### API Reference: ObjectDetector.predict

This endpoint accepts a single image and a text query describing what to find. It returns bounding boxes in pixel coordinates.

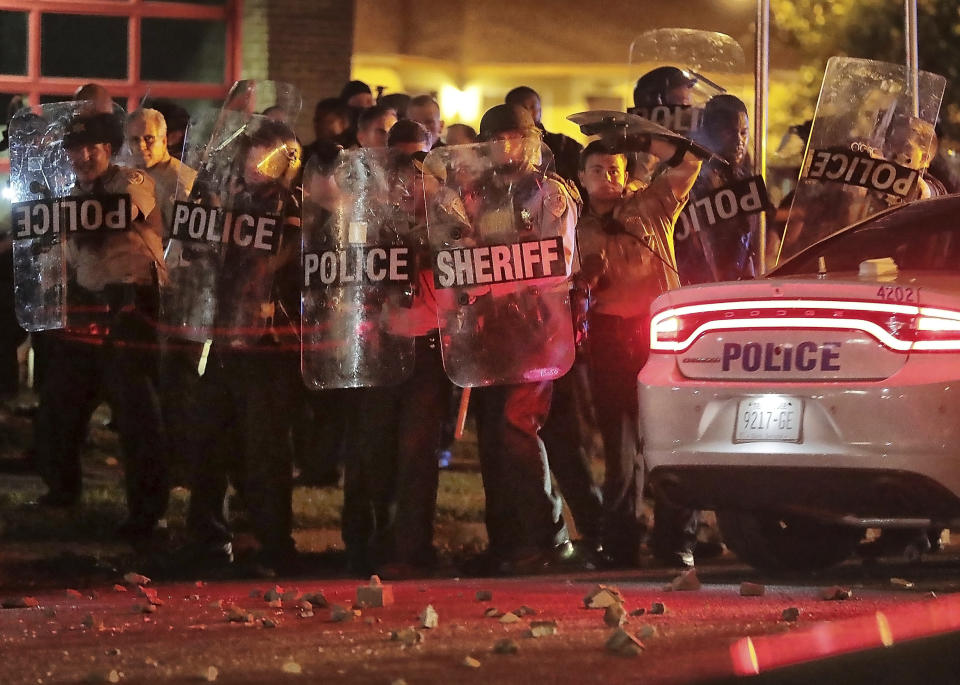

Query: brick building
[241,0,355,140]
[0,0,356,156]
[351,0,801,144]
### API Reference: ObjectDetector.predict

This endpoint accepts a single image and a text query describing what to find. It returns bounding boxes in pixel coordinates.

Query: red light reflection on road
[730,594,960,676]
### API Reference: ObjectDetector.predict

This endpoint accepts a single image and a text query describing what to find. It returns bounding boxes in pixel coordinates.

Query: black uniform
[185,180,303,568]
[542,126,584,184]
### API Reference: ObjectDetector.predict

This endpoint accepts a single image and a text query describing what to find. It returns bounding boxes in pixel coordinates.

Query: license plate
[734,396,803,443]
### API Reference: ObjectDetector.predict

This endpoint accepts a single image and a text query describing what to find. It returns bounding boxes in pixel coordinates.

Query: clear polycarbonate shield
[567,110,720,166]
[160,108,233,341]
[222,79,302,123]
[568,109,723,197]
[301,148,420,389]
[676,172,770,283]
[628,29,757,280]
[161,106,302,344]
[779,57,946,264]
[424,140,576,387]
[628,28,745,135]
[9,103,73,331]
[9,101,137,333]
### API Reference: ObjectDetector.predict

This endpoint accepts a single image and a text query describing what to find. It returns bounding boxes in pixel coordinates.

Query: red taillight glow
[912,307,960,350]
[650,299,960,353]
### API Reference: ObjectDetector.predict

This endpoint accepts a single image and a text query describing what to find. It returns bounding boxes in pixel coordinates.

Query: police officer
[126,108,197,230]
[505,86,583,183]
[294,141,349,491]
[33,111,169,545]
[183,119,304,574]
[126,108,201,489]
[631,66,696,113]
[465,104,578,574]
[346,147,450,577]
[684,94,755,283]
[574,135,701,566]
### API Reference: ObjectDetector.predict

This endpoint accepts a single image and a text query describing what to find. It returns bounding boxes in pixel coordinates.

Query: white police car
[639,194,960,572]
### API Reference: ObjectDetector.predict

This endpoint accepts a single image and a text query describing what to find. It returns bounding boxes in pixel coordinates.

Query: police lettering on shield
[805,149,919,198]
[12,194,131,241]
[303,246,411,287]
[170,200,283,254]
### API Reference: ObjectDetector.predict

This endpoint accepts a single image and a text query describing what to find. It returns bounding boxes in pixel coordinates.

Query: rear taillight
[650,299,960,353]
[910,307,960,350]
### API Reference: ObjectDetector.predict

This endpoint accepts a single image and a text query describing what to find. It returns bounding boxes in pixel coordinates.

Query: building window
[0,0,242,170]
[0,10,28,76]
[42,14,129,79]
[141,18,226,84]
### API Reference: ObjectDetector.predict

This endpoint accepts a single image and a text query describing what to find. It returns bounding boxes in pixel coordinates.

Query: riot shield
[301,147,419,389]
[9,101,153,333]
[567,110,719,164]
[779,57,945,264]
[628,29,760,281]
[161,102,302,345]
[223,79,302,123]
[676,172,770,283]
[424,140,576,387]
[160,107,230,341]
[628,28,745,135]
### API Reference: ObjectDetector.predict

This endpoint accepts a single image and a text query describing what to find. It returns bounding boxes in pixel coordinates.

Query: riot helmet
[632,66,697,110]
[240,119,302,188]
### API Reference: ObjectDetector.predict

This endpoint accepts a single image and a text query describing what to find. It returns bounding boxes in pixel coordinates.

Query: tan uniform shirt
[70,165,166,291]
[147,156,197,233]
[575,172,685,319]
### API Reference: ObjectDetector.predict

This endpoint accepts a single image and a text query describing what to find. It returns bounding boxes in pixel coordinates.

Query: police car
[639,194,960,572]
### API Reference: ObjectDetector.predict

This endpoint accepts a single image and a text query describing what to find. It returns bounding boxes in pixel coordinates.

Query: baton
[454,387,471,441]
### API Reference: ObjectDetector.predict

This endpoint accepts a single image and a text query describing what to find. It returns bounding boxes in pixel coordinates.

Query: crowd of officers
[10,71,769,578]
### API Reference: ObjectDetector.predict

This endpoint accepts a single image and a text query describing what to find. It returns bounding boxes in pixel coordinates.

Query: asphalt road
[3,551,960,684]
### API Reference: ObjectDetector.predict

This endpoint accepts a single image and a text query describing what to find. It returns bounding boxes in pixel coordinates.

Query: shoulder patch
[123,168,145,185]
[544,187,567,219]
[546,171,582,208]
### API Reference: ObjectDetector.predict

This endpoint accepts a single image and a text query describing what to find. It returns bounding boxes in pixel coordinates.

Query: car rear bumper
[638,354,960,520]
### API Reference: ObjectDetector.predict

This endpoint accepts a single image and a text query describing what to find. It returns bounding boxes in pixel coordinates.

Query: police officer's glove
[570,274,591,352]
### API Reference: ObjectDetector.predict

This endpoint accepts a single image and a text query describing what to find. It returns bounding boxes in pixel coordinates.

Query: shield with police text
[629,28,745,136]
[779,58,945,265]
[567,108,724,200]
[567,110,719,166]
[628,28,756,280]
[676,171,769,283]
[161,96,302,345]
[424,140,576,387]
[9,100,154,333]
[301,147,420,389]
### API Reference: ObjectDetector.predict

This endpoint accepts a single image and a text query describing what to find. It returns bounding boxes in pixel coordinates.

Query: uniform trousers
[186,347,300,559]
[345,335,448,570]
[474,381,569,560]
[587,312,697,562]
[34,291,168,531]
[541,358,603,543]
[158,338,205,487]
